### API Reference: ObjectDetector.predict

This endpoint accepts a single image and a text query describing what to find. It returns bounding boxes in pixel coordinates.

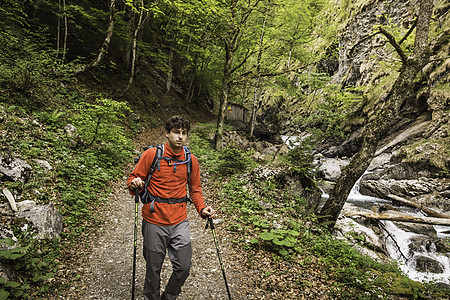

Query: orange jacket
[127,143,206,226]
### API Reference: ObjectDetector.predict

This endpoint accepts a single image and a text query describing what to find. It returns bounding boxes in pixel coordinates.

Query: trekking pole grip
[134,188,139,203]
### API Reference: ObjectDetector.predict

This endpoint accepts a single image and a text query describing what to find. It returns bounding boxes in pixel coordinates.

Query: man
[127,115,215,300]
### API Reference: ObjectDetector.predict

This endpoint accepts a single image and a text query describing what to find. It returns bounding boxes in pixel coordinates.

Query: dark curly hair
[165,115,191,133]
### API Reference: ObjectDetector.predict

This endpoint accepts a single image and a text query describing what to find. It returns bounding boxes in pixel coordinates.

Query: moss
[383,272,426,297]
[402,138,450,170]
[430,58,450,82]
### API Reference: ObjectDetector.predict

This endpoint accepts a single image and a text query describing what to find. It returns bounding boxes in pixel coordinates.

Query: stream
[346,177,450,285]
[281,135,450,285]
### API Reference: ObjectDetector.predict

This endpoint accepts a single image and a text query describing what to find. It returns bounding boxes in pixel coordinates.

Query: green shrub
[212,146,256,176]
[282,135,315,177]
[0,238,59,299]
[0,30,78,108]
[188,123,217,163]
[72,97,132,149]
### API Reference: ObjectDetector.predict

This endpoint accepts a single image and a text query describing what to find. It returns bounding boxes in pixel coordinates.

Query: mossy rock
[402,138,450,171]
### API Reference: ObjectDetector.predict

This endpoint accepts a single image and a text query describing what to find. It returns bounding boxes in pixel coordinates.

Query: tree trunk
[387,194,450,219]
[344,211,450,226]
[75,0,116,75]
[62,0,67,63]
[89,0,116,68]
[166,46,174,93]
[214,0,261,149]
[249,15,267,139]
[214,39,234,150]
[318,0,434,228]
[56,0,61,60]
[249,76,261,139]
[127,0,145,91]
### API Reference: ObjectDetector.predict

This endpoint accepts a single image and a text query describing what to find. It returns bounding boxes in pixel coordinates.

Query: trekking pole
[131,188,139,300]
[206,218,232,300]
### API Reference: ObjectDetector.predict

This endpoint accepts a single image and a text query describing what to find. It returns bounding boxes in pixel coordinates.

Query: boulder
[322,128,362,158]
[0,225,17,247]
[258,200,273,210]
[367,153,392,172]
[35,159,52,172]
[64,123,83,145]
[0,156,32,182]
[16,203,63,239]
[415,256,444,274]
[335,218,389,262]
[393,222,437,237]
[317,158,350,182]
[16,200,37,211]
[360,178,435,199]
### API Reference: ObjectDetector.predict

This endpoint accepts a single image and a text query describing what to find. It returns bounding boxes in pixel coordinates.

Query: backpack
[134,144,192,204]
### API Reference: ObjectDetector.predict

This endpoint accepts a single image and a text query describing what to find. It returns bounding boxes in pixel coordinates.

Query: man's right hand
[129,177,144,190]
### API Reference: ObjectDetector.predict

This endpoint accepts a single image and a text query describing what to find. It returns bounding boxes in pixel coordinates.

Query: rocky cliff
[322,0,449,212]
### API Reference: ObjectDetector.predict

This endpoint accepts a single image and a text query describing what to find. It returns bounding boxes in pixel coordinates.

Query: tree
[213,0,264,150]
[56,0,68,63]
[245,0,329,140]
[75,0,117,74]
[318,0,435,228]
[249,14,267,139]
[127,0,147,90]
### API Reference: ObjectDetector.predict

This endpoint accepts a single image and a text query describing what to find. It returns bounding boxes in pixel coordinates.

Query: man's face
[166,127,188,151]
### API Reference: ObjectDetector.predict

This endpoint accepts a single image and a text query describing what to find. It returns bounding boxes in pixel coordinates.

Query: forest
[0,0,449,299]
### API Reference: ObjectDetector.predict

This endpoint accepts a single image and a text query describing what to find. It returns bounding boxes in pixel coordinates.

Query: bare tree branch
[399,17,418,45]
[378,26,407,64]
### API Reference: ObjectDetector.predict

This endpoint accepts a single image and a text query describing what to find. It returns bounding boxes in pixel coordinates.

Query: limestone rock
[16,203,63,239]
[317,158,350,182]
[0,156,32,182]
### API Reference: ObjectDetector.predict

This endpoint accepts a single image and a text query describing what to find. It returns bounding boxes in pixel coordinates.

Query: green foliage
[1,84,134,297]
[282,135,315,178]
[212,146,256,176]
[0,239,28,260]
[0,238,58,299]
[34,109,67,129]
[259,229,301,258]
[188,123,217,160]
[0,29,79,108]
[195,123,437,298]
[189,123,256,175]
[296,83,365,138]
[73,97,132,149]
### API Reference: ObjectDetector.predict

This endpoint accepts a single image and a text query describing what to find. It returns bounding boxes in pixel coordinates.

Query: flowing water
[347,176,450,285]
[283,136,450,285]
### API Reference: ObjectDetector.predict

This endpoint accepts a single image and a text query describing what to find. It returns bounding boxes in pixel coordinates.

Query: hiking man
[127,115,215,300]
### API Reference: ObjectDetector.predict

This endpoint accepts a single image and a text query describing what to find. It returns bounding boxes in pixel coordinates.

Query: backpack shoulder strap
[152,144,165,172]
[183,146,192,182]
[140,144,164,203]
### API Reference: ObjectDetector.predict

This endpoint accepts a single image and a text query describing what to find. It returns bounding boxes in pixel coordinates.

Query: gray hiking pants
[142,219,192,300]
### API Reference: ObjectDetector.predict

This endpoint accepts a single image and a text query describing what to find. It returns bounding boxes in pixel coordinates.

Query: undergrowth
[0,95,135,298]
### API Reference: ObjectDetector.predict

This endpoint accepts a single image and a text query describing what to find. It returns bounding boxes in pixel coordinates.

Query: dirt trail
[60,126,251,300]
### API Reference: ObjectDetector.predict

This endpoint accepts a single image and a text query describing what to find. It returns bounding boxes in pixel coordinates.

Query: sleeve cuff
[200,207,207,219]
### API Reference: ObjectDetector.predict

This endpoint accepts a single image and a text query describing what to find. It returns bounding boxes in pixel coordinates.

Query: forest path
[60,126,255,300]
